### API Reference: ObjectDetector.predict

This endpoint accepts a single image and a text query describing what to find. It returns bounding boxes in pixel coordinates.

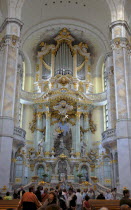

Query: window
[103,157,111,179]
[15,156,23,178]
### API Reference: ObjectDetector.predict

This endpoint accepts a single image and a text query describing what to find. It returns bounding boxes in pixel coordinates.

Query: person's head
[56,186,59,190]
[37,186,41,191]
[99,208,108,210]
[85,195,90,201]
[6,192,10,196]
[123,190,130,198]
[68,188,73,195]
[120,205,130,210]
[48,192,57,203]
[114,188,117,192]
[29,186,34,192]
[77,189,80,193]
[44,188,48,193]
[63,189,66,193]
[58,190,62,196]
[72,194,77,201]
[107,189,111,193]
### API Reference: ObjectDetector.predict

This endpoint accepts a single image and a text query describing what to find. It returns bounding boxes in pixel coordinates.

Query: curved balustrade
[102,128,116,140]
[102,128,116,147]
[13,127,26,145]
[20,90,43,101]
[20,89,107,104]
[14,127,26,138]
[86,91,107,102]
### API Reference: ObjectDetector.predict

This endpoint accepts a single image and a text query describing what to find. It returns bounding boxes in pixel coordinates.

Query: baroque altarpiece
[13,29,115,188]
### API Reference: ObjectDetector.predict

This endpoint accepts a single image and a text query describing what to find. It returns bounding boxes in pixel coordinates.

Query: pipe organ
[35,28,93,93]
[55,42,73,76]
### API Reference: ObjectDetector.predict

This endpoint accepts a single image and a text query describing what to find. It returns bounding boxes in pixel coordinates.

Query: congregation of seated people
[0,187,131,210]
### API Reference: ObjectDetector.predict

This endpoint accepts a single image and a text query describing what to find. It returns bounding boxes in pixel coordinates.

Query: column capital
[0,18,24,33]
[111,37,130,51]
[45,112,51,119]
[0,35,21,50]
[36,112,43,119]
[76,111,81,118]
[84,113,88,118]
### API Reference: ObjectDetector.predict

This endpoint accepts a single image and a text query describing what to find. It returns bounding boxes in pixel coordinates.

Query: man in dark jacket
[120,190,131,207]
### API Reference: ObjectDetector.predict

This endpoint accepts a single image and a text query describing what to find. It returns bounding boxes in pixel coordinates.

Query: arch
[34,162,47,175]
[79,163,90,181]
[21,19,109,52]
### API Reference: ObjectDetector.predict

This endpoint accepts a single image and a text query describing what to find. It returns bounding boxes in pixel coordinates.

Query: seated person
[17,186,41,210]
[3,192,12,200]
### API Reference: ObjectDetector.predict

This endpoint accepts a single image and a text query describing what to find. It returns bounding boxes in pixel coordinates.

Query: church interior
[0,0,131,194]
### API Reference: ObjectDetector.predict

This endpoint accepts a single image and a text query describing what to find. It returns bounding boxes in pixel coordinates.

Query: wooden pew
[89,199,120,210]
[0,199,19,209]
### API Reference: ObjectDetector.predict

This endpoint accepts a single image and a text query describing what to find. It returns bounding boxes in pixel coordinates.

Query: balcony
[102,128,116,147]
[13,127,26,147]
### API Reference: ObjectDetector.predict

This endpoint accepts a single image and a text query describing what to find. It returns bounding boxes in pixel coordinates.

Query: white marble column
[0,18,23,189]
[110,20,131,190]
[104,53,116,129]
[73,51,77,78]
[75,112,81,157]
[51,51,55,77]
[45,112,51,156]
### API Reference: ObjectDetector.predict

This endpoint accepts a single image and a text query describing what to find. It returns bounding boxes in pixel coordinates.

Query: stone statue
[81,141,87,157]
[38,138,44,154]
[59,138,69,156]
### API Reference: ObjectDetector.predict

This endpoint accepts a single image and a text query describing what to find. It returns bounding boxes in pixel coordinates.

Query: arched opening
[37,165,45,180]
